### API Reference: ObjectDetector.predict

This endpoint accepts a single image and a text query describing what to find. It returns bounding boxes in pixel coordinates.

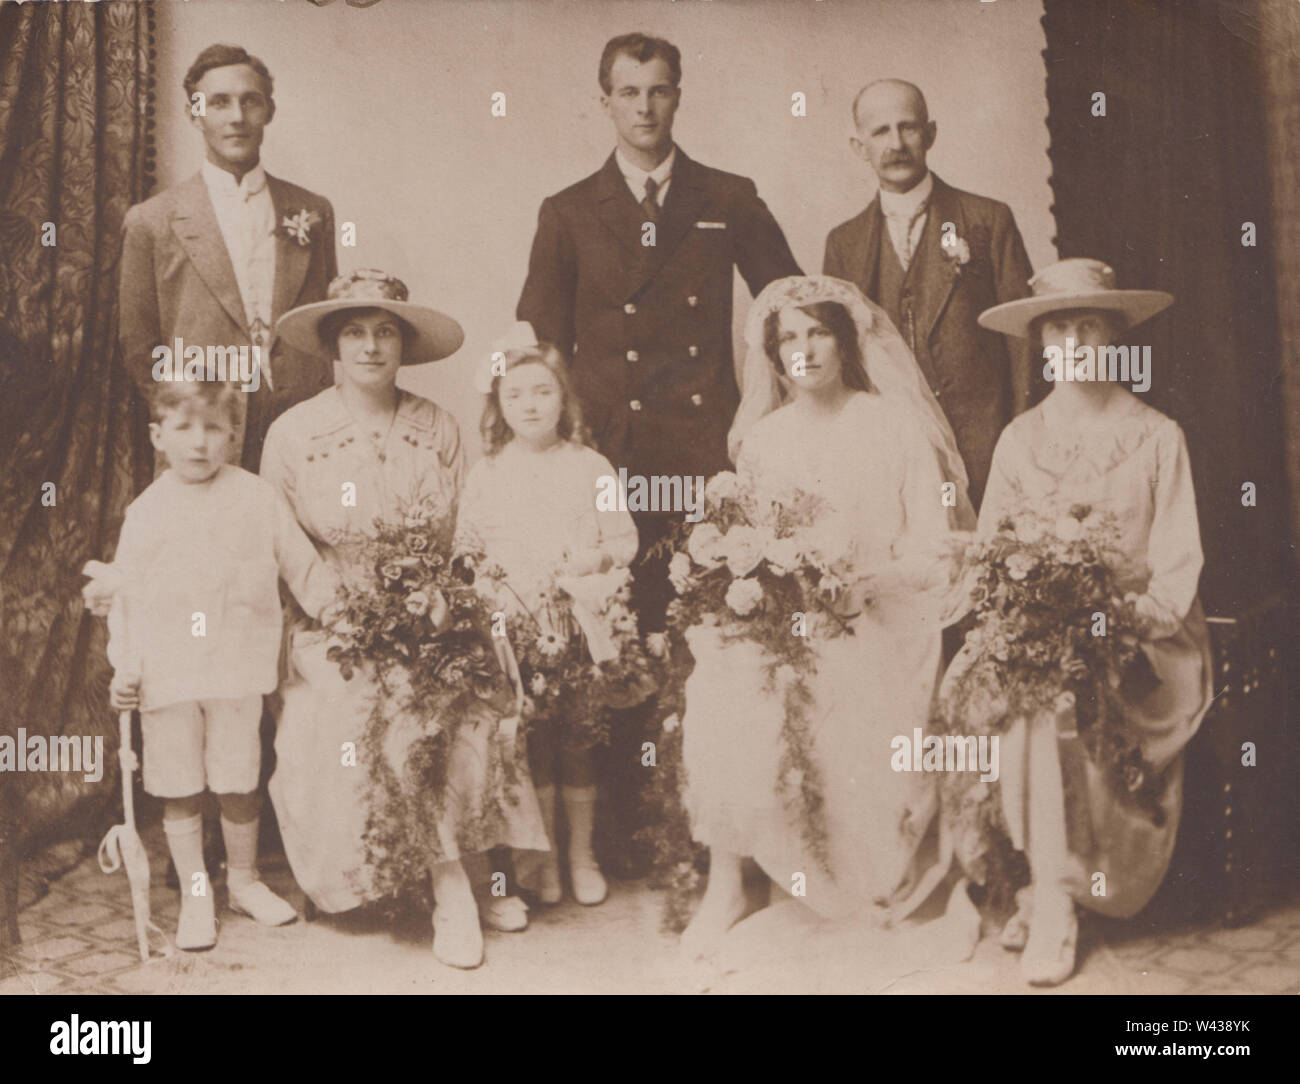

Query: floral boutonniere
[276,208,322,247]
[940,231,972,275]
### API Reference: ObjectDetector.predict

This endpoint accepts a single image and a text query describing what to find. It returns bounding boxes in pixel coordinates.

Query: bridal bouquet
[935,502,1165,901]
[645,471,854,927]
[323,499,525,898]
[469,560,660,751]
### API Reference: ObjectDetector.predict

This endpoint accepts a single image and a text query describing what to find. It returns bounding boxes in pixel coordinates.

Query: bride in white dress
[679,276,979,979]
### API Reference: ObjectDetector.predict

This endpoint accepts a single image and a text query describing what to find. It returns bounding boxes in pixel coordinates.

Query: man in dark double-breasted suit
[824,79,1035,508]
[518,32,801,879]
[119,44,337,473]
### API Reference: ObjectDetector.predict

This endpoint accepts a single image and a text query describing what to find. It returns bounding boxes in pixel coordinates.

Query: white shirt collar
[878,170,932,218]
[202,159,268,201]
[615,144,676,195]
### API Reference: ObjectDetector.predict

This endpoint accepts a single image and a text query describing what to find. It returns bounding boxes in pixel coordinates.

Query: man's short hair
[183,43,274,103]
[851,78,929,129]
[598,33,681,95]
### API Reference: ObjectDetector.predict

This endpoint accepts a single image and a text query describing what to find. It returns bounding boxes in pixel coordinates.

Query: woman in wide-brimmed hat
[261,270,547,969]
[940,258,1212,986]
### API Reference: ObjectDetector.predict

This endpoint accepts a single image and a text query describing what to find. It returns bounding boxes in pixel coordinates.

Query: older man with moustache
[824,79,1034,507]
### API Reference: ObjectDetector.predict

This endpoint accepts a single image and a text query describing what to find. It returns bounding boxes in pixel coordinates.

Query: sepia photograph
[0,0,1297,1030]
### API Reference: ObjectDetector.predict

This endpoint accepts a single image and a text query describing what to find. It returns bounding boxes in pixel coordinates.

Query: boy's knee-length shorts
[140,695,264,797]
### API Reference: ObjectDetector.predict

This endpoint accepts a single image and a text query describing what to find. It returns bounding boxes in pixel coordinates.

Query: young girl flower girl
[455,326,639,907]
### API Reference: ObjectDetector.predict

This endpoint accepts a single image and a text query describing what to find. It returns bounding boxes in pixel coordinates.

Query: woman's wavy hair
[762,300,873,392]
[479,343,590,456]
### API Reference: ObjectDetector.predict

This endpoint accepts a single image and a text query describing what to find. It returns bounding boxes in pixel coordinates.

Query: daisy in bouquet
[323,499,526,898]
[934,501,1166,905]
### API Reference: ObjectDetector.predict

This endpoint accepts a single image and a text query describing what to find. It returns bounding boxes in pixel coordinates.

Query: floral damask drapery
[0,0,156,949]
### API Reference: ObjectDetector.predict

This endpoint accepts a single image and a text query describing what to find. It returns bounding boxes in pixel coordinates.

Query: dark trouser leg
[596,512,676,879]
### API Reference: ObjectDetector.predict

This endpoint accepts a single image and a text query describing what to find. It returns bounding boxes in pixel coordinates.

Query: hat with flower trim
[274,269,464,364]
[977,258,1173,338]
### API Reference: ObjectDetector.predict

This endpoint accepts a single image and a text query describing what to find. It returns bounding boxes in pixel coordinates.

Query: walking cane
[87,570,164,962]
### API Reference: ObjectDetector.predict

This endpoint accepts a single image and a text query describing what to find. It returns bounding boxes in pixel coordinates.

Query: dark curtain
[1041,0,1291,614]
[1042,0,1298,913]
[0,1,155,949]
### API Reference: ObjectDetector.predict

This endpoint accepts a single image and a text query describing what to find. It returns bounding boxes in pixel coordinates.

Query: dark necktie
[641,176,660,223]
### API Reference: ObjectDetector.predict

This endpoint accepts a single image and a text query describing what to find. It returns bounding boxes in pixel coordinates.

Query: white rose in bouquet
[668,551,693,593]
[1014,515,1046,545]
[686,522,727,567]
[722,525,765,578]
[725,576,764,617]
[1053,515,1083,543]
[763,535,802,576]
[705,470,741,504]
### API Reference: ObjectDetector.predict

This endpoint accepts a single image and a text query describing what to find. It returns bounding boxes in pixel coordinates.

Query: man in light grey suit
[119,43,337,473]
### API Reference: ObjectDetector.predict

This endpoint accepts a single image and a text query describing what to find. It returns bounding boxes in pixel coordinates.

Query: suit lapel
[644,151,709,286]
[857,196,883,297]
[169,174,247,335]
[596,153,648,265]
[916,175,966,345]
[268,175,312,322]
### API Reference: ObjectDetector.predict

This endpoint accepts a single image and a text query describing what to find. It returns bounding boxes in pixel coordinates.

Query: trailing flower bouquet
[469,560,660,751]
[644,470,857,928]
[934,502,1166,903]
[323,499,525,899]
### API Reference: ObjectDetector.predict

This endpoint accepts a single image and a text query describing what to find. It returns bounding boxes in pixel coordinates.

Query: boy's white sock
[221,814,298,926]
[561,784,607,905]
[163,813,208,893]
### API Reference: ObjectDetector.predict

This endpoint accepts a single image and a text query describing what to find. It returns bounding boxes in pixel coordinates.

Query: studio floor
[3,828,1298,996]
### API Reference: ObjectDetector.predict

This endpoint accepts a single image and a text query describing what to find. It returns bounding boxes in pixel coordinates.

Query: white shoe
[228,880,299,927]
[1000,888,1032,952]
[478,894,529,932]
[432,905,484,969]
[569,860,608,907]
[1021,898,1078,986]
[176,890,217,951]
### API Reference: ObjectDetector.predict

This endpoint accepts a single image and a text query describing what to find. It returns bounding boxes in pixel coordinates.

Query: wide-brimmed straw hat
[977,258,1173,338]
[274,269,464,364]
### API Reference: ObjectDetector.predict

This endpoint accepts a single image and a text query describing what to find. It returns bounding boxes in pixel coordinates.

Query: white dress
[682,391,959,921]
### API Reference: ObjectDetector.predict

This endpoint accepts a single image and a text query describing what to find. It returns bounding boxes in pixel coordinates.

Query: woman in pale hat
[261,270,547,969]
[940,258,1213,985]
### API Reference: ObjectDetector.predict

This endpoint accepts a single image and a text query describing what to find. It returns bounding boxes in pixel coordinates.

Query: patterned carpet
[3,829,1297,994]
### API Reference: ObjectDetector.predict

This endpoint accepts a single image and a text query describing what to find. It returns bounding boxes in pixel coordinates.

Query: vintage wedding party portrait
[0,0,1297,1004]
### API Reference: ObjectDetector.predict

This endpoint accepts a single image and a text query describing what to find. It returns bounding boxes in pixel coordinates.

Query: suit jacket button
[626,350,639,362]
[691,393,703,406]
[688,345,699,358]
[687,296,698,307]
[624,303,637,315]
[629,399,643,412]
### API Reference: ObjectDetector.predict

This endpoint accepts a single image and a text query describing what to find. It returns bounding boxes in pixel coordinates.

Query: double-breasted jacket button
[306,454,315,462]
[624,303,637,315]
[687,296,699,307]
[626,350,639,362]
[688,345,699,358]
[629,399,643,412]
[690,393,704,406]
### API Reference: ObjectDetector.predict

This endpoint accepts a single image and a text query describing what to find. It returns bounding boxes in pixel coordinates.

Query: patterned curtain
[0,1,155,949]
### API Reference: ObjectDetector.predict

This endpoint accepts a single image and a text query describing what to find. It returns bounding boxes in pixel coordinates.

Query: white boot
[560,785,607,906]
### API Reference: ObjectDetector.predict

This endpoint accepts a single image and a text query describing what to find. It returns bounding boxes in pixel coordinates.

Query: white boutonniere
[941,232,972,274]
[276,208,322,247]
